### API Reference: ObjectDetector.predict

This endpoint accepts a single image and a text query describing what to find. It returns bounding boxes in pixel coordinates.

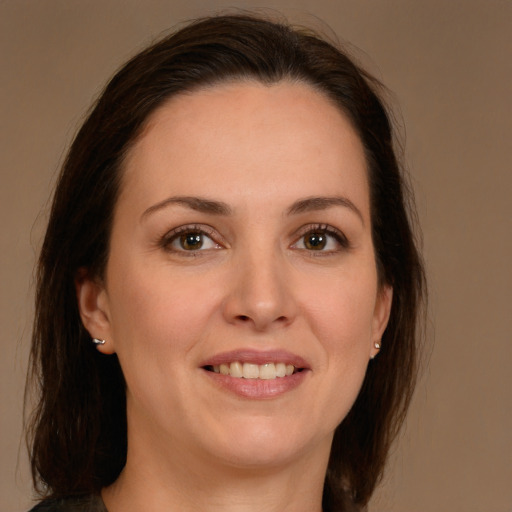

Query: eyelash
[159,223,349,255]
[292,224,350,254]
[160,224,221,255]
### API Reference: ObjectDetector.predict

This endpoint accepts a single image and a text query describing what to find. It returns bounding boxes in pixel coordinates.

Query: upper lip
[200,349,310,369]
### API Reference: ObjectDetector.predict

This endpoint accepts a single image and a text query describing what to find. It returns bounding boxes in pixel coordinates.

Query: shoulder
[28,495,107,512]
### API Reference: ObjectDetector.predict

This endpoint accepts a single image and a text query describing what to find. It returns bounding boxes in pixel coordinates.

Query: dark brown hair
[27,14,425,511]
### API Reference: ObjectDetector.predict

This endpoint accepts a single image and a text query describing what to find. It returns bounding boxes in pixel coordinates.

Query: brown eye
[304,232,327,250]
[291,225,348,253]
[164,227,220,253]
[180,232,203,250]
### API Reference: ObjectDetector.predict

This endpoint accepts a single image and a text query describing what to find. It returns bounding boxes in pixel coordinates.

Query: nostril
[235,314,289,325]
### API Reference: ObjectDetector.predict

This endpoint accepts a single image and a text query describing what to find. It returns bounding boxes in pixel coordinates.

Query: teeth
[242,362,260,379]
[258,363,276,380]
[230,361,243,378]
[211,362,297,379]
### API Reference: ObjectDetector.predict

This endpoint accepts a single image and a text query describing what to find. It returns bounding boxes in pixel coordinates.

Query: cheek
[108,253,214,333]
[104,264,223,418]
[105,256,222,381]
[302,267,378,350]
[299,266,377,421]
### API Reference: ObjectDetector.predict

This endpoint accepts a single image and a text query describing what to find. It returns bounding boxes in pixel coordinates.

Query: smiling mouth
[203,362,304,380]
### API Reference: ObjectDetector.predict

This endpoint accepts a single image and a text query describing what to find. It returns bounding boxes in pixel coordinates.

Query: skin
[78,80,392,512]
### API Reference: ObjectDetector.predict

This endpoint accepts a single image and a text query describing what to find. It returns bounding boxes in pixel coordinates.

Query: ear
[370,284,393,359]
[75,268,116,354]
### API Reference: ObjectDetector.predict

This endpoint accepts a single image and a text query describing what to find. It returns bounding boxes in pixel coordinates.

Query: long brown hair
[27,14,425,511]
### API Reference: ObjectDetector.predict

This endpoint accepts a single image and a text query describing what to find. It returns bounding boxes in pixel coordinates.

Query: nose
[222,247,297,332]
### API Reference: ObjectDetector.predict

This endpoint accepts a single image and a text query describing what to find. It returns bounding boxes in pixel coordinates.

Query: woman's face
[79,81,391,472]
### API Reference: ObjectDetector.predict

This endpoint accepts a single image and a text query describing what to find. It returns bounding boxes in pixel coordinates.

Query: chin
[204,416,330,470]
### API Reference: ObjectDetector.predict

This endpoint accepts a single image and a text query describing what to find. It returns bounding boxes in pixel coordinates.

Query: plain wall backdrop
[1,1,510,511]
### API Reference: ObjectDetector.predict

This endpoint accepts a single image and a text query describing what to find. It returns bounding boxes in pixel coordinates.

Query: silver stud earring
[92,338,106,345]
[370,341,381,360]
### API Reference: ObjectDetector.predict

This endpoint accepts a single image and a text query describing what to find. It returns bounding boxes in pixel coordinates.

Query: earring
[92,338,106,345]
[370,341,381,360]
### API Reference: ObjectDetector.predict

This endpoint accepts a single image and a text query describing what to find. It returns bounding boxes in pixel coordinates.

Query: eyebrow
[141,194,363,224]
[141,196,232,220]
[287,196,364,224]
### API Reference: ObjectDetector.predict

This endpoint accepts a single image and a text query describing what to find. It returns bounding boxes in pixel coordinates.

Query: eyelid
[160,224,224,253]
[291,223,350,251]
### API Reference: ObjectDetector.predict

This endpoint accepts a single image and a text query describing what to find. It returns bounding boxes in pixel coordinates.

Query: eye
[302,232,329,250]
[291,225,348,252]
[162,226,221,253]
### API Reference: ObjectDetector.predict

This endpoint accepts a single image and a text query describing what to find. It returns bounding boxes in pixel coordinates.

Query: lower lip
[203,369,309,399]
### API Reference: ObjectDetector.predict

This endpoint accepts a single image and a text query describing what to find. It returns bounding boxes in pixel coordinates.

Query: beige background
[1,1,510,511]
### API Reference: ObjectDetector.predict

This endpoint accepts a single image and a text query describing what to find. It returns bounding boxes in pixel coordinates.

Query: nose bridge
[223,233,296,330]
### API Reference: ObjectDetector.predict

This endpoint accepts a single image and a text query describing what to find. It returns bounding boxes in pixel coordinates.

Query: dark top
[28,495,107,512]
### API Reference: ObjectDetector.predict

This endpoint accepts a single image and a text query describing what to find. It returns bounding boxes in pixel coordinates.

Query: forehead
[119,80,369,216]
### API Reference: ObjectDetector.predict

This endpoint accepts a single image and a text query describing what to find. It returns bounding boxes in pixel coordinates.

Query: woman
[26,13,425,512]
